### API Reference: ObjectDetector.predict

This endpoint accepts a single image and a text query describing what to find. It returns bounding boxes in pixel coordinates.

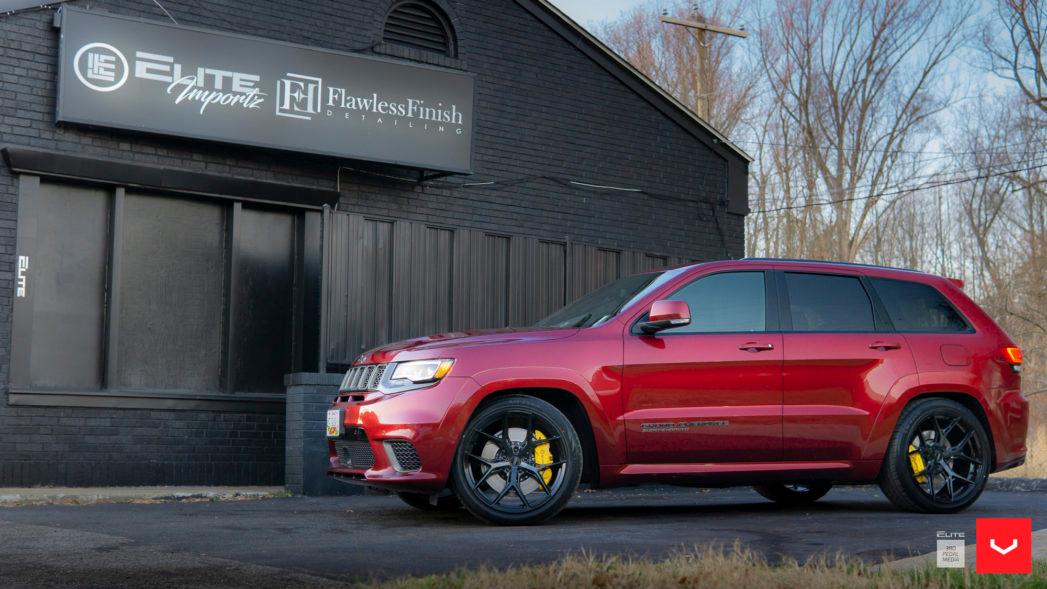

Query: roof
[518,0,752,163]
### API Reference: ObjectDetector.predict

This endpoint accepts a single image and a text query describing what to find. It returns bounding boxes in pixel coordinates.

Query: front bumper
[326,376,473,493]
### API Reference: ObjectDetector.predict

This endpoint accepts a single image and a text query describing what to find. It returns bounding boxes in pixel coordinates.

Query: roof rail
[741,257,925,274]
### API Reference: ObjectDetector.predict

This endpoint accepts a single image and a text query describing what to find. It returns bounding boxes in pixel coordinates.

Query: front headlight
[388,359,455,385]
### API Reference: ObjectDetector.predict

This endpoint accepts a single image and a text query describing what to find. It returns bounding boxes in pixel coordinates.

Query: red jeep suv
[327,259,1028,524]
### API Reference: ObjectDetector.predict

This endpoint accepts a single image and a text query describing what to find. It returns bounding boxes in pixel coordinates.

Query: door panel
[779,271,917,461]
[782,334,916,460]
[624,333,784,463]
[622,270,783,464]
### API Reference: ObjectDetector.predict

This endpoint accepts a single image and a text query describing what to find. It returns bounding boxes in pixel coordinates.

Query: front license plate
[326,409,343,438]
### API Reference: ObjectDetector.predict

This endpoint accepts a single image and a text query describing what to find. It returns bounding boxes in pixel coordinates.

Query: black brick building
[0,0,749,487]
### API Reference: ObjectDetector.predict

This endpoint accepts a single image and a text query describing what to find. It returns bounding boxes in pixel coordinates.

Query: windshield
[533,266,690,328]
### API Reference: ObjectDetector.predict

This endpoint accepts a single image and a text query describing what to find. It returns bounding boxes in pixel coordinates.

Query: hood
[353,327,579,365]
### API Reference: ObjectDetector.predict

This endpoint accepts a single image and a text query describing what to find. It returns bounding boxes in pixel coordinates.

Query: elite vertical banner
[56,7,475,173]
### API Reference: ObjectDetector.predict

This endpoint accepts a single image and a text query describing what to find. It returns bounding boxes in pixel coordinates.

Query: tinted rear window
[784,273,875,332]
[870,278,969,332]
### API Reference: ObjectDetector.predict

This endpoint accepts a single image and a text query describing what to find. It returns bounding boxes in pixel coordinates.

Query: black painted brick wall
[285,373,358,496]
[0,0,745,486]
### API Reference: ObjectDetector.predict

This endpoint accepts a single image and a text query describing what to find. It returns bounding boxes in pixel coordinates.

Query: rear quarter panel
[859,271,1027,468]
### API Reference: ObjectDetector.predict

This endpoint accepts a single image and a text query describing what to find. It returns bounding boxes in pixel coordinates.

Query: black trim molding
[2,147,338,208]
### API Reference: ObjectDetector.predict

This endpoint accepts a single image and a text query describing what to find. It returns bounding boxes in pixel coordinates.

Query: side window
[784,272,874,332]
[665,272,766,333]
[870,278,970,332]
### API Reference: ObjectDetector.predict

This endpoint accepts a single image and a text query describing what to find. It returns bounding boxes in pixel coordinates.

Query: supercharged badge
[640,420,729,432]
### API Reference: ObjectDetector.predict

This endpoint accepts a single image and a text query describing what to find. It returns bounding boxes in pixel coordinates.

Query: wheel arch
[867,388,997,470]
[471,387,602,486]
[904,391,996,470]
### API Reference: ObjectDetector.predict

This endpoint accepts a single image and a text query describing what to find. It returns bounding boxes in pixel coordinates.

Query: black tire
[451,395,582,525]
[878,398,990,514]
[397,492,462,512]
[753,482,832,505]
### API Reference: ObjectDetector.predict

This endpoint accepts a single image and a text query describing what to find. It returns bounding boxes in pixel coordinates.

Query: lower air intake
[386,440,422,472]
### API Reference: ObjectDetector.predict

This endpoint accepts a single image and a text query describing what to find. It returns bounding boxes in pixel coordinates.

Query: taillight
[1002,346,1023,373]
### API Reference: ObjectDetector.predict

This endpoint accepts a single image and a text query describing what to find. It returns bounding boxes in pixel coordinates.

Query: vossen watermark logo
[73,42,128,92]
[936,531,966,568]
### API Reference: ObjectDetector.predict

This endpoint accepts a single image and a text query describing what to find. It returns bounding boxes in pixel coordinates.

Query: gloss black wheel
[451,395,582,525]
[397,492,461,512]
[879,398,990,513]
[753,482,832,505]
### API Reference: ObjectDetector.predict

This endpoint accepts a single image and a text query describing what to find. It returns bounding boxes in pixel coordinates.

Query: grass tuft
[363,546,1046,589]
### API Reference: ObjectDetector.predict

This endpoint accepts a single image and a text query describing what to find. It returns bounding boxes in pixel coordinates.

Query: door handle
[739,342,774,352]
[869,341,901,351]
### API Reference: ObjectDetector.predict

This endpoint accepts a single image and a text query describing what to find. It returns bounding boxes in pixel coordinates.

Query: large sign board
[56,7,475,173]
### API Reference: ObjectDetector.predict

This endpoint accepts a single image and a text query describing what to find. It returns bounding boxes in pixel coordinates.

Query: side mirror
[639,300,691,334]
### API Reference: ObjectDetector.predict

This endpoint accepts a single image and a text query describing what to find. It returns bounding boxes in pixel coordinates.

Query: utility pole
[659,14,747,121]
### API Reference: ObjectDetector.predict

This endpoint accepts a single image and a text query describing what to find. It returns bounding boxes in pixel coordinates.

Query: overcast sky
[549,0,647,28]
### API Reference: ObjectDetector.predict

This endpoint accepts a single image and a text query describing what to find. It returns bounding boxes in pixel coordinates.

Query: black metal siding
[323,210,693,365]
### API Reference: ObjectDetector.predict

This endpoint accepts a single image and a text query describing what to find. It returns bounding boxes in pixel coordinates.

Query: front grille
[341,364,388,392]
[386,440,422,472]
[333,428,375,469]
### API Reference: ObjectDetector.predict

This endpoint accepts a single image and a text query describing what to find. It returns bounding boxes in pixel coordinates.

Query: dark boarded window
[234,207,297,393]
[119,194,227,391]
[784,272,875,332]
[383,1,456,56]
[12,181,313,397]
[667,272,766,333]
[871,277,970,332]
[24,184,109,390]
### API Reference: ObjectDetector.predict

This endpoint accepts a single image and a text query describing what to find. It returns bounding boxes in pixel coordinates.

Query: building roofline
[520,0,752,163]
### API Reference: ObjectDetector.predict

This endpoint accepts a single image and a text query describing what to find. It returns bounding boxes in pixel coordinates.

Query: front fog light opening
[384,440,422,472]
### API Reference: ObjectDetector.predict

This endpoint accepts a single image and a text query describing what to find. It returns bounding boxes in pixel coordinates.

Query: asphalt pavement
[0,485,1044,587]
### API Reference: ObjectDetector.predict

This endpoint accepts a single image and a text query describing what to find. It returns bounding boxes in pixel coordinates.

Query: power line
[750,161,1047,214]
[754,152,1047,199]
[444,153,1047,207]
[732,139,1044,156]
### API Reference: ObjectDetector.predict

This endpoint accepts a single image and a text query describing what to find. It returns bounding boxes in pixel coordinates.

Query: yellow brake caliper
[908,443,927,483]
[534,430,553,484]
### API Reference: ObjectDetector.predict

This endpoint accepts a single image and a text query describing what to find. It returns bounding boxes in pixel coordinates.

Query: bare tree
[596,0,757,137]
[758,0,971,261]
[985,0,1047,115]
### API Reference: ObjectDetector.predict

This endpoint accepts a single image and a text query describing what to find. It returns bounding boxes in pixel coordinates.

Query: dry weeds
[368,546,1046,589]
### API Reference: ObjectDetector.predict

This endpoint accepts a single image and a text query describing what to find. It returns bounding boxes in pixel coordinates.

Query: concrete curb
[986,477,1047,493]
[0,486,287,506]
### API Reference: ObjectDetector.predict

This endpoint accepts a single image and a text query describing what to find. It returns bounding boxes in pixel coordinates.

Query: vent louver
[383,1,455,56]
